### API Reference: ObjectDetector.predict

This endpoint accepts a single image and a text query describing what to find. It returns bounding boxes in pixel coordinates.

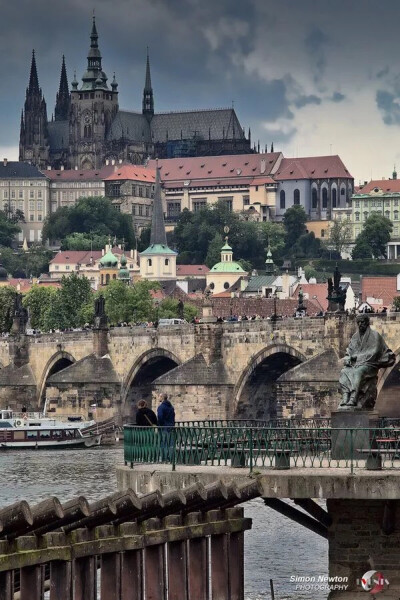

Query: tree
[42,196,135,249]
[58,273,92,328]
[259,221,286,256]
[392,296,400,311]
[359,213,393,258]
[283,205,308,249]
[205,233,224,268]
[0,212,21,247]
[157,298,198,321]
[352,236,373,259]
[0,286,17,332]
[130,280,158,322]
[23,285,57,330]
[102,280,133,325]
[61,233,109,251]
[0,245,52,278]
[325,219,353,257]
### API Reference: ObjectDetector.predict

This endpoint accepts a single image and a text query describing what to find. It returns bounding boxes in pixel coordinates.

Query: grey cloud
[376,66,389,79]
[304,27,329,83]
[293,94,321,108]
[376,90,400,125]
[331,92,345,103]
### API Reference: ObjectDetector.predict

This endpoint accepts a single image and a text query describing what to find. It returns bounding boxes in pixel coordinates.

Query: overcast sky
[2,0,400,182]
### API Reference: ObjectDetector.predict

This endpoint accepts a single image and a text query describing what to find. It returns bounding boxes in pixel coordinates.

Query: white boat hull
[0,435,102,450]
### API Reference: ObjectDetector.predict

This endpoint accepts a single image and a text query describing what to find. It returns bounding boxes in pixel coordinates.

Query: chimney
[397,273,400,292]
[111,159,115,166]
[75,165,78,170]
[3,158,7,167]
[119,159,122,164]
[60,165,64,171]
[260,158,266,174]
[106,159,109,166]
[114,165,118,173]
[47,166,51,170]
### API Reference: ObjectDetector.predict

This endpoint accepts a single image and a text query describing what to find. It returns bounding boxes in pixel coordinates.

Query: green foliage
[259,222,286,256]
[309,259,400,277]
[325,219,352,256]
[157,298,198,321]
[61,233,109,251]
[352,236,373,260]
[102,279,133,324]
[293,231,323,258]
[283,205,308,249]
[0,245,53,278]
[392,297,400,311]
[237,259,252,272]
[0,211,22,247]
[0,286,17,332]
[205,233,224,268]
[42,196,135,249]
[356,213,393,259]
[304,266,318,280]
[23,286,57,330]
[130,280,159,322]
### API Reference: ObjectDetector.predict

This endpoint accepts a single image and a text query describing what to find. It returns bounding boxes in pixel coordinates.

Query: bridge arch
[233,344,306,420]
[37,351,76,406]
[122,348,181,419]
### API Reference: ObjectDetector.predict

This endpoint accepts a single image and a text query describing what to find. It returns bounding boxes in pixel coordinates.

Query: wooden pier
[0,480,259,600]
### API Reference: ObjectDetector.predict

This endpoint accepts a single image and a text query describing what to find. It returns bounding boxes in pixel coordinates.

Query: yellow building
[206,238,246,295]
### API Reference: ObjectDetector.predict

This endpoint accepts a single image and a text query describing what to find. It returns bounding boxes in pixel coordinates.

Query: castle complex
[19,18,251,171]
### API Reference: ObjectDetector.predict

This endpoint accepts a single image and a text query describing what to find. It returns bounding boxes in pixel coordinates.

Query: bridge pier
[117,465,400,597]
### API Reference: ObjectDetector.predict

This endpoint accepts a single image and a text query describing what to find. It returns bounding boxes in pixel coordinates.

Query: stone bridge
[1,314,400,421]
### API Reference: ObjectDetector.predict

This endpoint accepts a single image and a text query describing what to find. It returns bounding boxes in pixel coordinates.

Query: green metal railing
[124,424,400,472]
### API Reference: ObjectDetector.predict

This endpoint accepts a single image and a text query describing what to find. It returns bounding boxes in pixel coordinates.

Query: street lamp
[312,294,325,313]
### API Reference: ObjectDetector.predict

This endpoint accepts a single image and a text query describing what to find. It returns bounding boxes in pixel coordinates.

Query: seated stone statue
[339,314,395,410]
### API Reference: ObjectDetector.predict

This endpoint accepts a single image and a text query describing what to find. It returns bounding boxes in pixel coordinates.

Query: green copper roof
[99,249,118,267]
[118,268,130,280]
[210,261,245,273]
[221,242,232,251]
[120,253,127,267]
[140,244,177,256]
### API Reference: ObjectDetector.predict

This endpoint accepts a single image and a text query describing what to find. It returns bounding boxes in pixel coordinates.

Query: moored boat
[0,410,102,449]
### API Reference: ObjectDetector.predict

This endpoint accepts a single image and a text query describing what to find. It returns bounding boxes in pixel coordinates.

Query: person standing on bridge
[157,393,175,461]
[135,400,158,426]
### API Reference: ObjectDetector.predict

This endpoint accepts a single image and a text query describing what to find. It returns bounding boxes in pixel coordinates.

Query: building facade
[0,160,49,245]
[19,19,251,171]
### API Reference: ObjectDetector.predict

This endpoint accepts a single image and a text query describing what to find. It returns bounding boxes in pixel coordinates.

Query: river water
[0,447,328,600]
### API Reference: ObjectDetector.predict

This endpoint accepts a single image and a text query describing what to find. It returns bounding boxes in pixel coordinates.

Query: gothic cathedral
[19,18,252,170]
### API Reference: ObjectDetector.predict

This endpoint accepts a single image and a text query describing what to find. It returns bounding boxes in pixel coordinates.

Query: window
[3,190,7,199]
[293,189,300,205]
[341,187,345,196]
[219,196,233,211]
[167,202,181,217]
[37,201,42,211]
[138,187,143,197]
[280,190,286,210]
[395,211,399,221]
[322,188,328,209]
[332,188,337,208]
[145,206,150,217]
[395,199,399,207]
[66,265,70,270]
[18,190,23,199]
[148,259,152,267]
[109,184,120,197]
[209,282,215,290]
[38,190,42,199]
[165,259,169,266]
[243,195,250,205]
[355,212,360,221]
[193,200,207,212]
[312,188,318,209]
[29,214,34,221]
[38,214,42,221]
[364,211,368,220]
[385,210,390,218]
[29,201,34,211]
[11,190,15,199]
[355,200,360,208]
[30,191,34,199]
[18,201,23,210]
[224,282,230,289]
[321,229,325,237]
[132,205,136,216]
[138,205,143,216]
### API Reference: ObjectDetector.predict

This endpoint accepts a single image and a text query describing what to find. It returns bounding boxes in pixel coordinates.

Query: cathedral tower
[142,48,154,122]
[55,55,70,121]
[69,17,118,169]
[19,51,49,168]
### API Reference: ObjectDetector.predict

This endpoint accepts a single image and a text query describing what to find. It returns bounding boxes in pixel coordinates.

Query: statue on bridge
[94,294,107,329]
[338,314,395,410]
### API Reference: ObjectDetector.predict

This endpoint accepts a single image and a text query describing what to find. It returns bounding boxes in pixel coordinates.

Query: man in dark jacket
[157,394,175,461]
[157,393,175,428]
[136,400,157,426]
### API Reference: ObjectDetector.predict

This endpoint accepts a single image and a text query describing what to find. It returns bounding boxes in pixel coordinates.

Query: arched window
[364,212,368,220]
[340,187,346,196]
[293,189,300,205]
[280,190,286,209]
[105,274,110,284]
[224,282,230,289]
[322,188,328,209]
[209,282,215,290]
[148,259,152,267]
[312,188,318,209]
[385,210,390,218]
[332,188,337,208]
[165,259,169,266]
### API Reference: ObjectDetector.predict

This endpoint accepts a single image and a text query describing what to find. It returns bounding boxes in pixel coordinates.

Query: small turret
[393,165,397,180]
[55,55,70,121]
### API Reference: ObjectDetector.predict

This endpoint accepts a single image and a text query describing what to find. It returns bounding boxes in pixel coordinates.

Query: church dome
[99,249,118,268]
[210,261,245,273]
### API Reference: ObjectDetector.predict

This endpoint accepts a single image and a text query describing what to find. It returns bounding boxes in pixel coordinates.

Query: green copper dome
[120,253,127,267]
[210,261,245,273]
[99,249,118,268]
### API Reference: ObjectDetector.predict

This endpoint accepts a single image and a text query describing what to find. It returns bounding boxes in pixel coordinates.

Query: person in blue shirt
[157,393,175,461]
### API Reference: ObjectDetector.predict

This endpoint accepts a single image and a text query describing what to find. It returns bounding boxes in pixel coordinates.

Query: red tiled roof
[148,153,282,183]
[43,165,115,181]
[274,155,353,180]
[104,165,156,182]
[291,283,329,311]
[356,180,400,194]
[176,264,210,276]
[50,247,125,266]
[361,277,399,307]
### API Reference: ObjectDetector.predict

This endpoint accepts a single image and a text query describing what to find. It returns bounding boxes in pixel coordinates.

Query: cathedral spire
[81,16,108,90]
[142,47,154,121]
[150,167,167,246]
[55,55,70,121]
[28,50,40,95]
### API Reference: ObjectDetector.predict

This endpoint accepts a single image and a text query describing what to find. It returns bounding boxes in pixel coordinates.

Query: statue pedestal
[331,410,380,460]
